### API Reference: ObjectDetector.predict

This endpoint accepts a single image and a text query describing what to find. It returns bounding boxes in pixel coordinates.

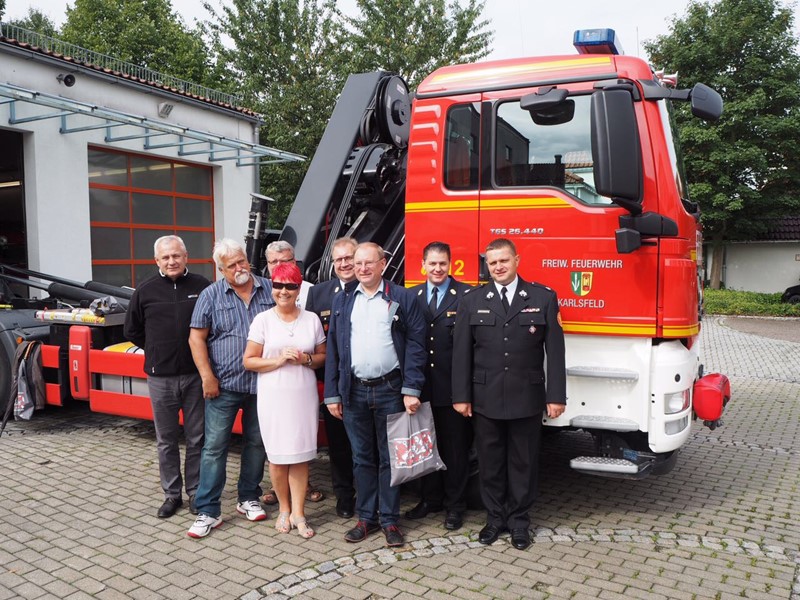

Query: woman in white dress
[243,263,326,538]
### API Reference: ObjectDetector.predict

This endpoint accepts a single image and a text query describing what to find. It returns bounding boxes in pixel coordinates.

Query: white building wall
[1,49,260,282]
[710,241,800,293]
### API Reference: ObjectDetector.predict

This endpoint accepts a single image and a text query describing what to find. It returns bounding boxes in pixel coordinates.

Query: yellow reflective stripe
[405,197,571,213]
[429,57,614,86]
[562,321,657,335]
[662,324,700,336]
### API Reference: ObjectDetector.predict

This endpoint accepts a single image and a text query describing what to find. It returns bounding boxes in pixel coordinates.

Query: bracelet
[305,352,313,366]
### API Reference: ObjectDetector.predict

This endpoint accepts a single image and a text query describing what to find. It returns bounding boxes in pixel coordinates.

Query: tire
[787,294,800,305]
[0,349,11,418]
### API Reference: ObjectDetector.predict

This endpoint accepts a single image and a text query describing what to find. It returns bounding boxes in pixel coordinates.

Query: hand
[453,402,472,417]
[201,376,220,399]
[327,403,343,420]
[281,347,301,365]
[546,403,566,419]
[403,395,421,414]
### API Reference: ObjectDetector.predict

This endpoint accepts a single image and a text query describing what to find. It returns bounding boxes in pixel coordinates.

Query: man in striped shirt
[186,239,274,539]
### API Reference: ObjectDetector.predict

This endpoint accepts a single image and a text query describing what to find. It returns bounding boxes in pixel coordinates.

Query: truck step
[569,415,640,431]
[570,456,639,474]
[567,365,639,380]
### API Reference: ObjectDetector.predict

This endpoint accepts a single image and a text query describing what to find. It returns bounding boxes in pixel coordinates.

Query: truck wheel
[0,351,10,416]
[787,294,800,304]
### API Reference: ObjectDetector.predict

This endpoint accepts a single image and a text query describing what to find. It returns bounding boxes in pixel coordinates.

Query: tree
[645,0,800,289]
[60,0,217,86]
[5,8,60,37]
[206,0,345,226]
[340,0,492,87]
[0,0,6,21]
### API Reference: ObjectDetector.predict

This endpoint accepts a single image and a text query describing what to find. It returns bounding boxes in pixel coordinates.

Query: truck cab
[403,30,725,477]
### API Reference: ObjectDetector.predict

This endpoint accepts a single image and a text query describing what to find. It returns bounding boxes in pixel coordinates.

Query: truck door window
[657,99,689,201]
[444,103,480,190]
[494,96,611,205]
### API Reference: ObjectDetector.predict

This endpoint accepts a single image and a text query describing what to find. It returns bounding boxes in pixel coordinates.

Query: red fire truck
[2,29,730,477]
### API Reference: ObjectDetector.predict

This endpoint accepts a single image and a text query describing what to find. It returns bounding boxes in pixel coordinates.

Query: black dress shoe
[157,497,183,518]
[383,524,405,547]
[478,523,502,545]
[444,511,463,531]
[344,520,380,543]
[335,498,355,519]
[188,495,198,515]
[510,527,531,550]
[405,500,443,520]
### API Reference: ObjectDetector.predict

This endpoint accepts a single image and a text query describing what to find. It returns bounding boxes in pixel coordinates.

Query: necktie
[429,287,438,313]
[501,286,510,312]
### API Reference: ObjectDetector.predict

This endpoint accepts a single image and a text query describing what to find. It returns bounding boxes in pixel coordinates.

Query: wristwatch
[305,352,313,366]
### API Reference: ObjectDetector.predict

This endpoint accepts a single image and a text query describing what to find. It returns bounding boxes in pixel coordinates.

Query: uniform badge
[446,311,457,317]
[529,326,537,334]
[519,290,528,298]
[486,291,494,299]
[557,311,563,327]
[477,309,491,314]
[417,289,424,296]
[321,310,331,317]
[449,288,457,295]
[521,307,540,313]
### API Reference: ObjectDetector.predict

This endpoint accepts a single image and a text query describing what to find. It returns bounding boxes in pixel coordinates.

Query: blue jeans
[194,389,265,518]
[343,376,405,527]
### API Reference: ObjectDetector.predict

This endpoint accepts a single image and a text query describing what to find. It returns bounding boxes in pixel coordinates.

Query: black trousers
[322,405,355,502]
[418,404,474,512]
[473,412,541,529]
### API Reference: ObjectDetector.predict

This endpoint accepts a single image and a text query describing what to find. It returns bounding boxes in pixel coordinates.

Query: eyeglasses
[354,259,383,269]
[272,282,300,291]
[332,255,354,265]
[267,258,295,266]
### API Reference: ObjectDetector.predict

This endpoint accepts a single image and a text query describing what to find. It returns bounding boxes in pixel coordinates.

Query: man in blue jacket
[324,242,426,547]
[124,235,210,518]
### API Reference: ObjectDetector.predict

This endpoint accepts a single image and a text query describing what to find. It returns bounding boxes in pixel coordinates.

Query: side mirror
[591,88,643,214]
[690,83,723,122]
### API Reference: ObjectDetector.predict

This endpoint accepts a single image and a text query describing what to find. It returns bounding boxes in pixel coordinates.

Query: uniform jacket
[324,279,426,405]
[124,271,210,376]
[452,277,566,420]
[410,278,471,407]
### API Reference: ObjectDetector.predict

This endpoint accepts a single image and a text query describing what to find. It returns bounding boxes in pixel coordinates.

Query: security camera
[57,73,76,87]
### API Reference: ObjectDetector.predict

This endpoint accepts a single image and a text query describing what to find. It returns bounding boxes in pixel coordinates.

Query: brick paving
[0,316,798,599]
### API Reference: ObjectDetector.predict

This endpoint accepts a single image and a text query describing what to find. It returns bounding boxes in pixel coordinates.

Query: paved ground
[1,316,799,600]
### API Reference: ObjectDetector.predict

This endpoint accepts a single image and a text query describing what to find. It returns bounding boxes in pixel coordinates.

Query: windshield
[494,95,611,206]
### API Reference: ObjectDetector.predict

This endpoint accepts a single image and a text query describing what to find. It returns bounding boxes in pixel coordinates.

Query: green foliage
[340,0,492,87]
[206,0,345,227]
[703,288,800,316]
[4,8,59,36]
[60,0,217,86]
[0,0,7,21]
[645,0,800,243]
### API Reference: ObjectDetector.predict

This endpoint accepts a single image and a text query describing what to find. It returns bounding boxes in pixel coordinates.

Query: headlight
[665,389,690,415]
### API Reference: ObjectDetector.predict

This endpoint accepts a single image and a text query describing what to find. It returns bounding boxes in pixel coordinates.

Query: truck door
[477,87,658,337]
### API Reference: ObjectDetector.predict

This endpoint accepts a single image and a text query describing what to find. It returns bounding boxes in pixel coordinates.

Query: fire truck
[2,29,730,477]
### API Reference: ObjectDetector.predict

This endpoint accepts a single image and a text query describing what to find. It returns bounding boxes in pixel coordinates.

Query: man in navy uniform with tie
[405,241,472,530]
[452,238,566,550]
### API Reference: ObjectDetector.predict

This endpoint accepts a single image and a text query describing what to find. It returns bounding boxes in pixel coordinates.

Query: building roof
[0,23,258,119]
[754,216,800,242]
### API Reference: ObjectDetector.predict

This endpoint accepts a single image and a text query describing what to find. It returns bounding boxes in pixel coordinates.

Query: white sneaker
[237,500,267,521]
[187,514,223,538]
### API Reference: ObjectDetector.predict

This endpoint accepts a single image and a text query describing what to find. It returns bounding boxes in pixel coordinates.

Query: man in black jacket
[305,236,358,519]
[124,235,210,518]
[405,241,472,530]
[452,238,566,550]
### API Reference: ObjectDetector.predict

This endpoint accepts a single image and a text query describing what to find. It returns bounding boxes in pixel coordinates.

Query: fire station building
[0,24,301,288]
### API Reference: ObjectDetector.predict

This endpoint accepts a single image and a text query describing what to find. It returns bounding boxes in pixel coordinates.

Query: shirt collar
[494,276,519,299]
[427,278,450,299]
[355,279,385,299]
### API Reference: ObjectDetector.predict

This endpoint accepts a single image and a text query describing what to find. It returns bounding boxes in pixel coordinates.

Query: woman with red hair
[244,263,326,538]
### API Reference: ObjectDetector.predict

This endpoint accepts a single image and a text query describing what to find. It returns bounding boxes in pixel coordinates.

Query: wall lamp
[57,73,76,87]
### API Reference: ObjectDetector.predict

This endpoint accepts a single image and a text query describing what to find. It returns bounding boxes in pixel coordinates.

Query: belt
[353,369,401,387]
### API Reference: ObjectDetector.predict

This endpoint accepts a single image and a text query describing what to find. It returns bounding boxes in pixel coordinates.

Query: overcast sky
[5,0,800,63]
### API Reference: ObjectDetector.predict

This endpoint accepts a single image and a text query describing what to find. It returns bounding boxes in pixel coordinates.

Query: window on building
[88,147,215,287]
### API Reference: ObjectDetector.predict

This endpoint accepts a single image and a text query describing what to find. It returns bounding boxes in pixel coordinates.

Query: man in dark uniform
[452,238,566,550]
[405,241,472,530]
[305,236,358,519]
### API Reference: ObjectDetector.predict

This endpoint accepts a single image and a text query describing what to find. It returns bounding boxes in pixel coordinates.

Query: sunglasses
[272,282,300,291]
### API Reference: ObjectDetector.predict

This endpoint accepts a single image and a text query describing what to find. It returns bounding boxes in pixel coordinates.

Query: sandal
[261,489,278,506]
[289,515,315,539]
[306,488,324,502]
[275,512,291,533]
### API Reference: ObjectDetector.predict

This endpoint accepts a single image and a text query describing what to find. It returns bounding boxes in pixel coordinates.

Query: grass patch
[704,289,800,317]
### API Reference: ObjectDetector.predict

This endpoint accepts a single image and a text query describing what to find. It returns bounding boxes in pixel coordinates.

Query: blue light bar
[573,29,624,55]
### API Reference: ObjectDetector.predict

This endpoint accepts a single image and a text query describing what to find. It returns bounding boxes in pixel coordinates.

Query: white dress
[247,309,325,464]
